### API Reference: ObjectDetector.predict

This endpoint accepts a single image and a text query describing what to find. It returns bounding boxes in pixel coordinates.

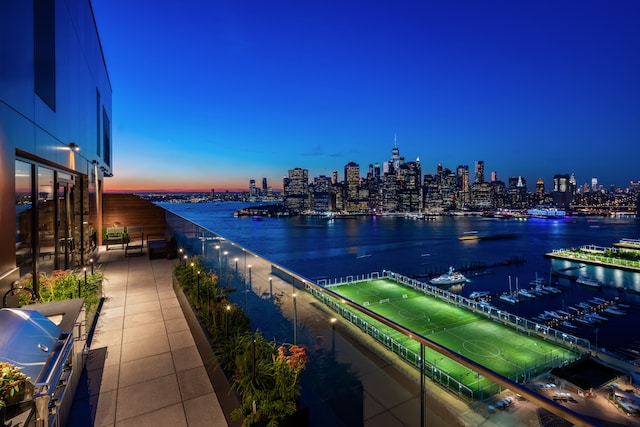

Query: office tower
[456,165,470,207]
[474,161,485,184]
[535,179,544,194]
[283,168,309,212]
[391,134,401,172]
[591,177,598,192]
[344,161,360,212]
[312,175,332,212]
[553,174,572,208]
[249,180,257,198]
[508,176,527,207]
[331,171,339,185]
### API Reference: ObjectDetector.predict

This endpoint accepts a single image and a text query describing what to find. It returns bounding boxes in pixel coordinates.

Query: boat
[590,313,608,322]
[477,300,497,310]
[542,285,562,294]
[517,288,536,299]
[577,302,591,310]
[574,316,595,326]
[560,321,577,330]
[499,294,519,304]
[430,266,468,285]
[530,276,547,286]
[604,306,627,316]
[556,310,571,318]
[499,276,520,304]
[458,234,480,241]
[576,276,603,288]
[567,306,580,313]
[469,291,490,299]
[533,285,549,295]
[544,310,562,320]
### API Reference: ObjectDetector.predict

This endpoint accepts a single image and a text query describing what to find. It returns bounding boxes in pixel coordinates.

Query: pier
[545,244,640,274]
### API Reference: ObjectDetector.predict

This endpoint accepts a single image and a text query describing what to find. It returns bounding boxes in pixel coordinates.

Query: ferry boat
[576,276,603,288]
[469,291,490,299]
[430,266,468,285]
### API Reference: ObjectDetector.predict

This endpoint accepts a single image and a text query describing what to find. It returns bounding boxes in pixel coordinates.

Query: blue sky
[92,0,640,192]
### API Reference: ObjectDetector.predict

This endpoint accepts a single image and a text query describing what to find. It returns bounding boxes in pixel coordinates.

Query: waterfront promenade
[69,248,227,426]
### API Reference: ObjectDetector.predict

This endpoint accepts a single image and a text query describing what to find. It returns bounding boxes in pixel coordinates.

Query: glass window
[37,167,56,272]
[103,107,111,166]
[33,0,56,110]
[15,160,33,275]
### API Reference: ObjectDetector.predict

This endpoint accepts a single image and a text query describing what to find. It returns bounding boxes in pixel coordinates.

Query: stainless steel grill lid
[0,308,62,381]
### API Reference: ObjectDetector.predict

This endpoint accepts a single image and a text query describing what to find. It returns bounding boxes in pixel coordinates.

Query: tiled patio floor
[69,247,228,426]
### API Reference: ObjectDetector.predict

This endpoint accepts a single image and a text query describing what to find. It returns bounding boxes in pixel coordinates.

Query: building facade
[1,0,112,293]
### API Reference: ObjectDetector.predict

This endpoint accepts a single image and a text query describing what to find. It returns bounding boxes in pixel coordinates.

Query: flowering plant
[231,333,308,427]
[0,362,29,408]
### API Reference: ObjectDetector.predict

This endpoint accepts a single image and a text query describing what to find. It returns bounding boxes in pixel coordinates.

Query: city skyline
[92,1,640,193]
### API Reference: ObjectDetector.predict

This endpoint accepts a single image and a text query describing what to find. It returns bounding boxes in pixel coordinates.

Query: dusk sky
[92,0,640,192]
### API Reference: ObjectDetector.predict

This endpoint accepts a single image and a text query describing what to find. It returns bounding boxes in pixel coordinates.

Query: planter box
[172,275,242,427]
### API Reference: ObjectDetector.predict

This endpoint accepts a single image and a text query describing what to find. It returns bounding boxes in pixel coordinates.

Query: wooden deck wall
[102,194,167,243]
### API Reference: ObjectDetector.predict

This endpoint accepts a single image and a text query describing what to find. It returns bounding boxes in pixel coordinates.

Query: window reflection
[15,160,33,275]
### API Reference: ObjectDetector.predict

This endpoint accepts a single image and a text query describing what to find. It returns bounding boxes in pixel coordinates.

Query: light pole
[225,304,231,339]
[293,292,298,345]
[234,257,239,274]
[248,265,252,289]
[243,249,247,279]
[269,277,273,298]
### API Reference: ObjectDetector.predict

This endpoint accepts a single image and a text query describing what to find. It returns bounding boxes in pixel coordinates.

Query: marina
[161,202,640,358]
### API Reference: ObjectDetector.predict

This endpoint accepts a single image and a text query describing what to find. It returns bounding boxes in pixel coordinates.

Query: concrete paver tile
[177,365,214,401]
[115,402,187,427]
[121,320,166,344]
[183,393,228,427]
[118,352,175,388]
[115,374,182,422]
[168,330,196,351]
[120,334,170,363]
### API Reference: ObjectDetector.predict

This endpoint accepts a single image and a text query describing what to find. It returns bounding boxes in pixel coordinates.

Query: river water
[160,202,640,355]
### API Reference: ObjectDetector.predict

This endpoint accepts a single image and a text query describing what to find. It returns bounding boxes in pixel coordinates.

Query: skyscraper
[474,160,485,184]
[553,174,572,208]
[344,161,360,212]
[283,168,309,212]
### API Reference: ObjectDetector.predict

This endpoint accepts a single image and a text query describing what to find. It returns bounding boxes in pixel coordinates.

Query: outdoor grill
[0,305,79,427]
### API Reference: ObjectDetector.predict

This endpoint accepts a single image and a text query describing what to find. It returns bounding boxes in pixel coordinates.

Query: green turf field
[330,278,578,397]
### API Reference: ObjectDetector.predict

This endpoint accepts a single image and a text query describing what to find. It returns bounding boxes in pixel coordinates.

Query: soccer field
[331,278,577,396]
